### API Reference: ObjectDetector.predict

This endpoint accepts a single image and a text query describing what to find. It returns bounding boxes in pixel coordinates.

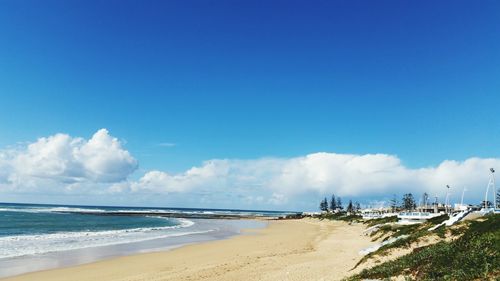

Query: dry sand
[3,219,375,281]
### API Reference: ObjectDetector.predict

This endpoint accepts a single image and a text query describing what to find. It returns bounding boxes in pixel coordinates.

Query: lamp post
[445,185,451,214]
[493,168,497,209]
[485,168,496,210]
[461,187,467,208]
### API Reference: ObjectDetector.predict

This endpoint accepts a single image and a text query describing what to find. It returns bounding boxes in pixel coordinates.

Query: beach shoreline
[2,218,374,281]
[0,218,268,279]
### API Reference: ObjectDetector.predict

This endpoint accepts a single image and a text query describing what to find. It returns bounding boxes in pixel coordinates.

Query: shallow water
[0,203,271,278]
[0,218,266,278]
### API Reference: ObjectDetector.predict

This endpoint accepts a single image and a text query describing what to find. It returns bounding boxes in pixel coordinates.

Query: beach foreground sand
[3,219,374,281]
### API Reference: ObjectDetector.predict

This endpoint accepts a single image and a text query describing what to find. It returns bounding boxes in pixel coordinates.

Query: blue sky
[1,1,500,210]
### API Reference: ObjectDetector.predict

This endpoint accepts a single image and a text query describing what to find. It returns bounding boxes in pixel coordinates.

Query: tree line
[319,193,419,213]
[321,190,500,213]
[319,194,361,214]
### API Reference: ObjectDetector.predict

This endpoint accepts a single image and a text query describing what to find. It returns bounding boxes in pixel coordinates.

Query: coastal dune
[3,219,374,281]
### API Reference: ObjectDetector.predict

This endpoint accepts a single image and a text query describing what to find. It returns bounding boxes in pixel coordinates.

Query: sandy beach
[3,219,374,281]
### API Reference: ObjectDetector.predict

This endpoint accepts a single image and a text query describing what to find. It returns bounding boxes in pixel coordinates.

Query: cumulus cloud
[0,129,137,191]
[129,153,499,204]
[1,130,498,207]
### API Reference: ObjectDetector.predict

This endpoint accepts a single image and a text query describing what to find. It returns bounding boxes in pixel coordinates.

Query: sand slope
[3,219,374,281]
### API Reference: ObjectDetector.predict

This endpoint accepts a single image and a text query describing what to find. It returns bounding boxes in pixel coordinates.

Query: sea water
[0,203,285,277]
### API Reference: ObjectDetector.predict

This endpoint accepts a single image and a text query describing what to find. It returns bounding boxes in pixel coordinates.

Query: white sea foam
[0,218,202,259]
[0,207,106,213]
[115,209,173,214]
[0,207,274,217]
[117,209,216,215]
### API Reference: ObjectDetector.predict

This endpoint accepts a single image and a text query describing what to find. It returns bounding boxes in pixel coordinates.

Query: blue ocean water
[0,206,178,237]
[0,203,287,261]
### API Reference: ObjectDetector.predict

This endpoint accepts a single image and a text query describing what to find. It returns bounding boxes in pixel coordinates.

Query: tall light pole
[485,168,496,210]
[493,168,497,209]
[461,187,467,206]
[445,185,451,214]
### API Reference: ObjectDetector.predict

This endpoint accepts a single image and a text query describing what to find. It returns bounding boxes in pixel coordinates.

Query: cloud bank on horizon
[0,129,497,208]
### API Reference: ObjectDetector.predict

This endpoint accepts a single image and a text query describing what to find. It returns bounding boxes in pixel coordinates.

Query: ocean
[0,203,290,277]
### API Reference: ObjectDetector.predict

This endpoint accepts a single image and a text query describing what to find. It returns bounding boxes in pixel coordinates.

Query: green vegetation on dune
[364,216,398,227]
[347,214,500,281]
[318,212,363,223]
[426,214,451,225]
[355,214,450,267]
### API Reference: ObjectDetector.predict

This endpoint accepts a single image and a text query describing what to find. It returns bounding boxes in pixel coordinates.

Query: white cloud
[158,142,176,147]
[128,153,499,205]
[0,129,137,192]
[268,193,288,205]
[75,129,138,182]
[131,160,230,193]
[1,130,498,208]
